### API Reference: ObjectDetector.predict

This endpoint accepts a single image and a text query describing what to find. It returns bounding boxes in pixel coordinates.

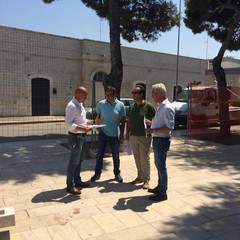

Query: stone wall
[0,26,207,116]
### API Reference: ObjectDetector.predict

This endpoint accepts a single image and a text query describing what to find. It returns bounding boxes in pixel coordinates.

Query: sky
[0,0,239,60]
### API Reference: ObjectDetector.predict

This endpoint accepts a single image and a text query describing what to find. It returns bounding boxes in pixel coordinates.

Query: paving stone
[0,136,240,239]
[71,217,105,239]
[92,212,126,233]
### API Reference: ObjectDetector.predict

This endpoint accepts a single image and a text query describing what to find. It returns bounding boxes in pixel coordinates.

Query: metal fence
[187,85,240,144]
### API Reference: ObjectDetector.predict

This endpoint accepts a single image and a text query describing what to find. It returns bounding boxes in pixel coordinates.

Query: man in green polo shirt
[126,85,156,189]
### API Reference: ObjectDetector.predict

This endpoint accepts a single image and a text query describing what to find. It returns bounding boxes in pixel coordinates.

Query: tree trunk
[103,0,123,99]
[212,10,240,136]
[212,56,230,136]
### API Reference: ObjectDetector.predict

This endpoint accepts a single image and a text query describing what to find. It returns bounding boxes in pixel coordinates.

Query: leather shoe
[75,181,90,188]
[90,174,101,182]
[149,194,167,202]
[148,187,158,194]
[115,174,123,183]
[66,186,81,195]
[131,177,143,184]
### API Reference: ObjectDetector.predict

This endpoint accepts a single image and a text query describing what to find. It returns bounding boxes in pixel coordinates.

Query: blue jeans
[66,134,86,187]
[152,137,171,196]
[94,130,120,176]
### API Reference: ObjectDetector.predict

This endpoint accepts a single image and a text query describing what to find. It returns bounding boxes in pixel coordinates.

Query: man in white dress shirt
[65,86,94,195]
[145,83,175,202]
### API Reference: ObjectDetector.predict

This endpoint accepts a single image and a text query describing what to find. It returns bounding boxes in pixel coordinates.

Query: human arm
[65,103,92,133]
[145,105,174,134]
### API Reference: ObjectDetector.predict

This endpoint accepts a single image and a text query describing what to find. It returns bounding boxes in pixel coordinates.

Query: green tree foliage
[42,0,178,98]
[82,0,178,42]
[81,0,178,97]
[184,0,240,135]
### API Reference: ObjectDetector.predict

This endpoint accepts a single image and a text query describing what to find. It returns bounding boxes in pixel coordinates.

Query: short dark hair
[135,84,145,94]
[105,85,116,93]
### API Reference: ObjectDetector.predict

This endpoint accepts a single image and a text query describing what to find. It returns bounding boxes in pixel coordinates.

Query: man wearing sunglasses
[126,85,156,189]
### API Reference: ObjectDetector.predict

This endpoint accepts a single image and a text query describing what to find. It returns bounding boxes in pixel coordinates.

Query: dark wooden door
[31,78,50,116]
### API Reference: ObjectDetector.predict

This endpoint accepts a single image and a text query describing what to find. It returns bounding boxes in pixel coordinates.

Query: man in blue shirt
[145,83,175,202]
[91,86,126,182]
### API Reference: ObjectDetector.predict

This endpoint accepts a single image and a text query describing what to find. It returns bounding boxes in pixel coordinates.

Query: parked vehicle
[172,85,240,127]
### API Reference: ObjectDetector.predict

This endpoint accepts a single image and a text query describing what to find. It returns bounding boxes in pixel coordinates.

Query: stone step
[0,207,15,230]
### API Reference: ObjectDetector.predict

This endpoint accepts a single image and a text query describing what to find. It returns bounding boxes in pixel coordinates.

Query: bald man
[65,86,94,194]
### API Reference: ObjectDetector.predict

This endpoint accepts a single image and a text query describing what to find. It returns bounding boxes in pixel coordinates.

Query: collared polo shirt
[127,101,156,136]
[96,98,126,137]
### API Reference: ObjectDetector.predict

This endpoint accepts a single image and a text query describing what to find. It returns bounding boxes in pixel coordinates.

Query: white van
[172,85,240,127]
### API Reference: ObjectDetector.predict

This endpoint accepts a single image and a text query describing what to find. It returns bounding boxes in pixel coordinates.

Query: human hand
[145,118,152,126]
[145,128,152,134]
[95,115,104,125]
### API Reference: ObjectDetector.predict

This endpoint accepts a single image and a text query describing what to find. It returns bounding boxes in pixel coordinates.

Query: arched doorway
[31,78,50,116]
[92,71,107,105]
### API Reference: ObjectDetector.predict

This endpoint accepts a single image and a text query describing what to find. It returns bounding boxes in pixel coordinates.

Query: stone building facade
[0,25,207,117]
[205,57,240,86]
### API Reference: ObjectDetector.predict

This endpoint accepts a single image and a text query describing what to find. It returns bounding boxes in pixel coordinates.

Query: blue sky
[1,0,239,60]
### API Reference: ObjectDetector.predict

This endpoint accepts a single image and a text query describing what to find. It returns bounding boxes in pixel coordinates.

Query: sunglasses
[131,91,141,95]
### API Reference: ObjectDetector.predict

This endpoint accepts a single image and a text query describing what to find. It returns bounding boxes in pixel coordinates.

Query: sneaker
[149,194,167,202]
[115,174,123,183]
[142,181,149,189]
[75,181,90,188]
[90,174,101,182]
[131,177,143,185]
[66,186,81,195]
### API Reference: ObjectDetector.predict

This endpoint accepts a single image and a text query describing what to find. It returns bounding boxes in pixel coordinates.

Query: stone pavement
[0,135,240,240]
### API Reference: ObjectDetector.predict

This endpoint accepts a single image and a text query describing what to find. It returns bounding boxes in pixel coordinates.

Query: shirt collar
[157,98,168,107]
[73,97,82,106]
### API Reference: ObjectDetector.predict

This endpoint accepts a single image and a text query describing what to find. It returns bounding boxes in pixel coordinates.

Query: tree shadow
[0,140,111,184]
[152,182,240,239]
[0,134,66,143]
[169,140,240,173]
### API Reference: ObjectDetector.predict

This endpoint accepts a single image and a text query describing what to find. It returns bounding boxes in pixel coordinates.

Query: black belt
[68,132,86,136]
[153,136,170,139]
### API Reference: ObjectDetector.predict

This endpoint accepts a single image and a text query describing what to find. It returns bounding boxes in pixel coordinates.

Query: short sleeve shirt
[127,101,156,136]
[96,98,126,137]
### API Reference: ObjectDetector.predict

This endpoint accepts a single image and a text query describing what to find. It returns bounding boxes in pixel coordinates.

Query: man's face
[152,90,159,103]
[76,90,88,102]
[131,88,142,101]
[105,89,115,99]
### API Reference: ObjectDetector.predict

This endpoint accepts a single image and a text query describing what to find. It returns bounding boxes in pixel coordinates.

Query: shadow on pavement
[0,134,66,143]
[113,195,153,212]
[32,188,81,204]
[91,179,142,193]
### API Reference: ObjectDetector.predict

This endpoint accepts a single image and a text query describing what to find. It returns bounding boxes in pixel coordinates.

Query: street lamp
[175,0,182,100]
